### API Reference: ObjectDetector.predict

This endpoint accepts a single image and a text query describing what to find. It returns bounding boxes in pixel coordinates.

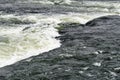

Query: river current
[0,0,120,67]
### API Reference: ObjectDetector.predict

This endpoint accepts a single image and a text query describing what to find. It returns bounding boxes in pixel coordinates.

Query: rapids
[0,0,120,67]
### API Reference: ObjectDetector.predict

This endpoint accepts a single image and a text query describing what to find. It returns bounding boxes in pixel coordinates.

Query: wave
[0,15,36,24]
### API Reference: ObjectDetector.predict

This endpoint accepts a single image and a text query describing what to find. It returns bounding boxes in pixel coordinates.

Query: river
[0,0,120,67]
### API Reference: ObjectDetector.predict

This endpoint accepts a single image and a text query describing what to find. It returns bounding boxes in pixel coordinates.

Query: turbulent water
[0,0,120,67]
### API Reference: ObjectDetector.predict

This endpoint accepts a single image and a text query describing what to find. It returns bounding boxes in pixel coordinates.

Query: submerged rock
[0,15,120,80]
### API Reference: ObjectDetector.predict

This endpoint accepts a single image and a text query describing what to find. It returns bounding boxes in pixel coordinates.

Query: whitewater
[0,0,120,67]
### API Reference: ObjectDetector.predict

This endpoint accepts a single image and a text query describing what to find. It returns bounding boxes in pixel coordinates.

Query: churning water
[0,0,120,67]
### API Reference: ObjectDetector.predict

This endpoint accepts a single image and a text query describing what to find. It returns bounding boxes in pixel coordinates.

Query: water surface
[0,0,120,67]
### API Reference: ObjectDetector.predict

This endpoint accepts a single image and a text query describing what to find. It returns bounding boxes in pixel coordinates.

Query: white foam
[63,0,72,5]
[0,15,61,67]
[93,62,101,67]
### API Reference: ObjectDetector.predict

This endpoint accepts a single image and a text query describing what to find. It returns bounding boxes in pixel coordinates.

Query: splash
[0,14,61,67]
